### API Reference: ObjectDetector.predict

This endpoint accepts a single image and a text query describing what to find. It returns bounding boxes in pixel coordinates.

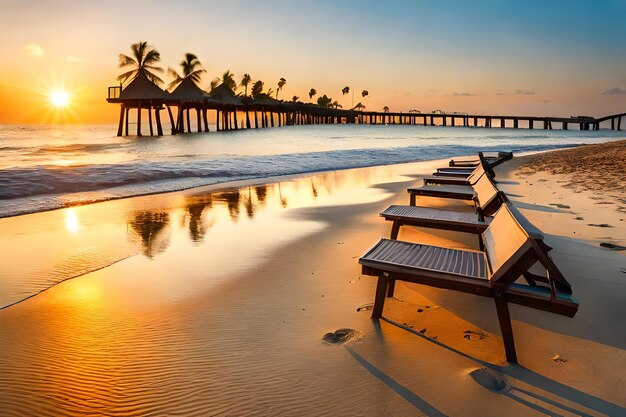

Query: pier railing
[108,86,122,100]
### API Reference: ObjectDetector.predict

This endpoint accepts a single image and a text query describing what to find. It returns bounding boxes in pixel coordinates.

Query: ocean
[0,123,623,218]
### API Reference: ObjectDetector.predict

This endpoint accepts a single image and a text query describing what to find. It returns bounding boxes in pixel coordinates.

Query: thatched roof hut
[118,73,169,101]
[168,77,207,103]
[206,83,242,106]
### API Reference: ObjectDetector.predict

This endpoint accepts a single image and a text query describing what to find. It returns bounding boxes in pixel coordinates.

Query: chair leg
[494,291,518,364]
[390,221,401,239]
[387,279,396,297]
[371,274,389,319]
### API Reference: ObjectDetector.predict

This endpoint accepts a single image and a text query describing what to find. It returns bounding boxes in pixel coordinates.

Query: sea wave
[0,142,576,217]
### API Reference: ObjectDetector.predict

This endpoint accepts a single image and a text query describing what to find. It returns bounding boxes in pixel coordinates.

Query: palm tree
[167,53,206,90]
[353,102,366,111]
[219,70,237,93]
[383,106,390,113]
[317,95,332,107]
[342,86,350,96]
[276,77,286,100]
[251,80,264,98]
[240,73,252,96]
[331,100,342,109]
[362,90,369,98]
[308,88,317,100]
[117,41,163,86]
[292,95,299,102]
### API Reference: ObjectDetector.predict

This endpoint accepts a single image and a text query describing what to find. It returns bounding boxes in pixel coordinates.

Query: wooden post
[270,112,275,127]
[216,109,220,131]
[371,274,389,319]
[203,108,209,132]
[473,117,478,127]
[177,107,184,133]
[451,116,455,127]
[494,291,518,364]
[196,107,202,132]
[125,107,129,135]
[186,108,191,132]
[254,111,259,128]
[167,106,176,134]
[137,100,142,136]
[611,118,615,130]
[513,119,519,129]
[528,119,533,130]
[148,102,154,136]
[116,105,124,136]
[233,108,239,130]
[155,108,163,136]
[544,120,549,129]
[563,122,568,130]
[618,117,622,131]
[442,116,447,126]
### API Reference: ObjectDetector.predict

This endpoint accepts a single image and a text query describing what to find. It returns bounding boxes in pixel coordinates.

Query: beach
[0,142,625,416]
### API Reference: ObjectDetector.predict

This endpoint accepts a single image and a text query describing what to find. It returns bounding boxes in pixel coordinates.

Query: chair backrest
[482,205,530,279]
[473,175,501,214]
[466,163,485,184]
[478,152,496,178]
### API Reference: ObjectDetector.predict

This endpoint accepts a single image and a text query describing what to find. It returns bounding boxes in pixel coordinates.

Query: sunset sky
[1,0,625,124]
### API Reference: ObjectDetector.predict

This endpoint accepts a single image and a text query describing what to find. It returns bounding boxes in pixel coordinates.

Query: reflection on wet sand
[0,164,404,310]
[128,210,170,258]
[184,195,213,243]
[0,161,434,416]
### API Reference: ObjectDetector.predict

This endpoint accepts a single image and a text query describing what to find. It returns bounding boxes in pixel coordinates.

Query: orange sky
[1,0,625,124]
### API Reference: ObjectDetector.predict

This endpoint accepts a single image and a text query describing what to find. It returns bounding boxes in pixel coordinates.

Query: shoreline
[0,145,583,220]
[0,141,624,415]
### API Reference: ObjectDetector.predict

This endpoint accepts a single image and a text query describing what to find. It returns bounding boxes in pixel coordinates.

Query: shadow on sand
[373,317,623,416]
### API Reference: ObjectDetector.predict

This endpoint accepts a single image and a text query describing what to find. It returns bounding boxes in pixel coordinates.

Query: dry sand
[0,145,624,416]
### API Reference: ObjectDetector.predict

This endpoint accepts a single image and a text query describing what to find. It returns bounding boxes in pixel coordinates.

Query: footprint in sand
[600,242,626,251]
[469,368,510,393]
[549,203,571,209]
[588,223,612,228]
[322,328,362,345]
[463,330,486,341]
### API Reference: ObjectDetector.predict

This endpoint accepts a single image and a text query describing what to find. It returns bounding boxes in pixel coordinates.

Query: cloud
[66,55,84,62]
[514,89,535,95]
[453,92,475,97]
[602,87,626,95]
[24,43,44,57]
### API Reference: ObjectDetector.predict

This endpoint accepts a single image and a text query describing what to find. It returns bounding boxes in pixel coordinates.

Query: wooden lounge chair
[382,174,503,237]
[433,153,496,178]
[449,151,513,168]
[359,204,578,364]
[422,160,489,187]
[407,170,494,205]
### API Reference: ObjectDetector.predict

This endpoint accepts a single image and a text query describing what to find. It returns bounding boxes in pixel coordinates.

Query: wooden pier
[107,75,625,136]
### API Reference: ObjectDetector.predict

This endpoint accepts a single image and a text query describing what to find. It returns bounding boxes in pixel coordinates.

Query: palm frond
[117,69,137,83]
[118,54,137,68]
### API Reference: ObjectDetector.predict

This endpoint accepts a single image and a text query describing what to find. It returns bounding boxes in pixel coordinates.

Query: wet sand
[0,146,625,416]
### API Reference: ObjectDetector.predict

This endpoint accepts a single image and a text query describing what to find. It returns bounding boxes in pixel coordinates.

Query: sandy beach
[0,143,625,416]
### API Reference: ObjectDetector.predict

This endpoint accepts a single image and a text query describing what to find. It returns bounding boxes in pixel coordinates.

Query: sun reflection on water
[64,208,79,234]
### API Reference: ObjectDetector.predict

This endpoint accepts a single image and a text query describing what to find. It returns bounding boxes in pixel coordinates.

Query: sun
[50,90,69,107]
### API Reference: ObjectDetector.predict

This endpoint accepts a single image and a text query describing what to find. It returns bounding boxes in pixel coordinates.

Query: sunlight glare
[64,208,79,234]
[50,90,69,107]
